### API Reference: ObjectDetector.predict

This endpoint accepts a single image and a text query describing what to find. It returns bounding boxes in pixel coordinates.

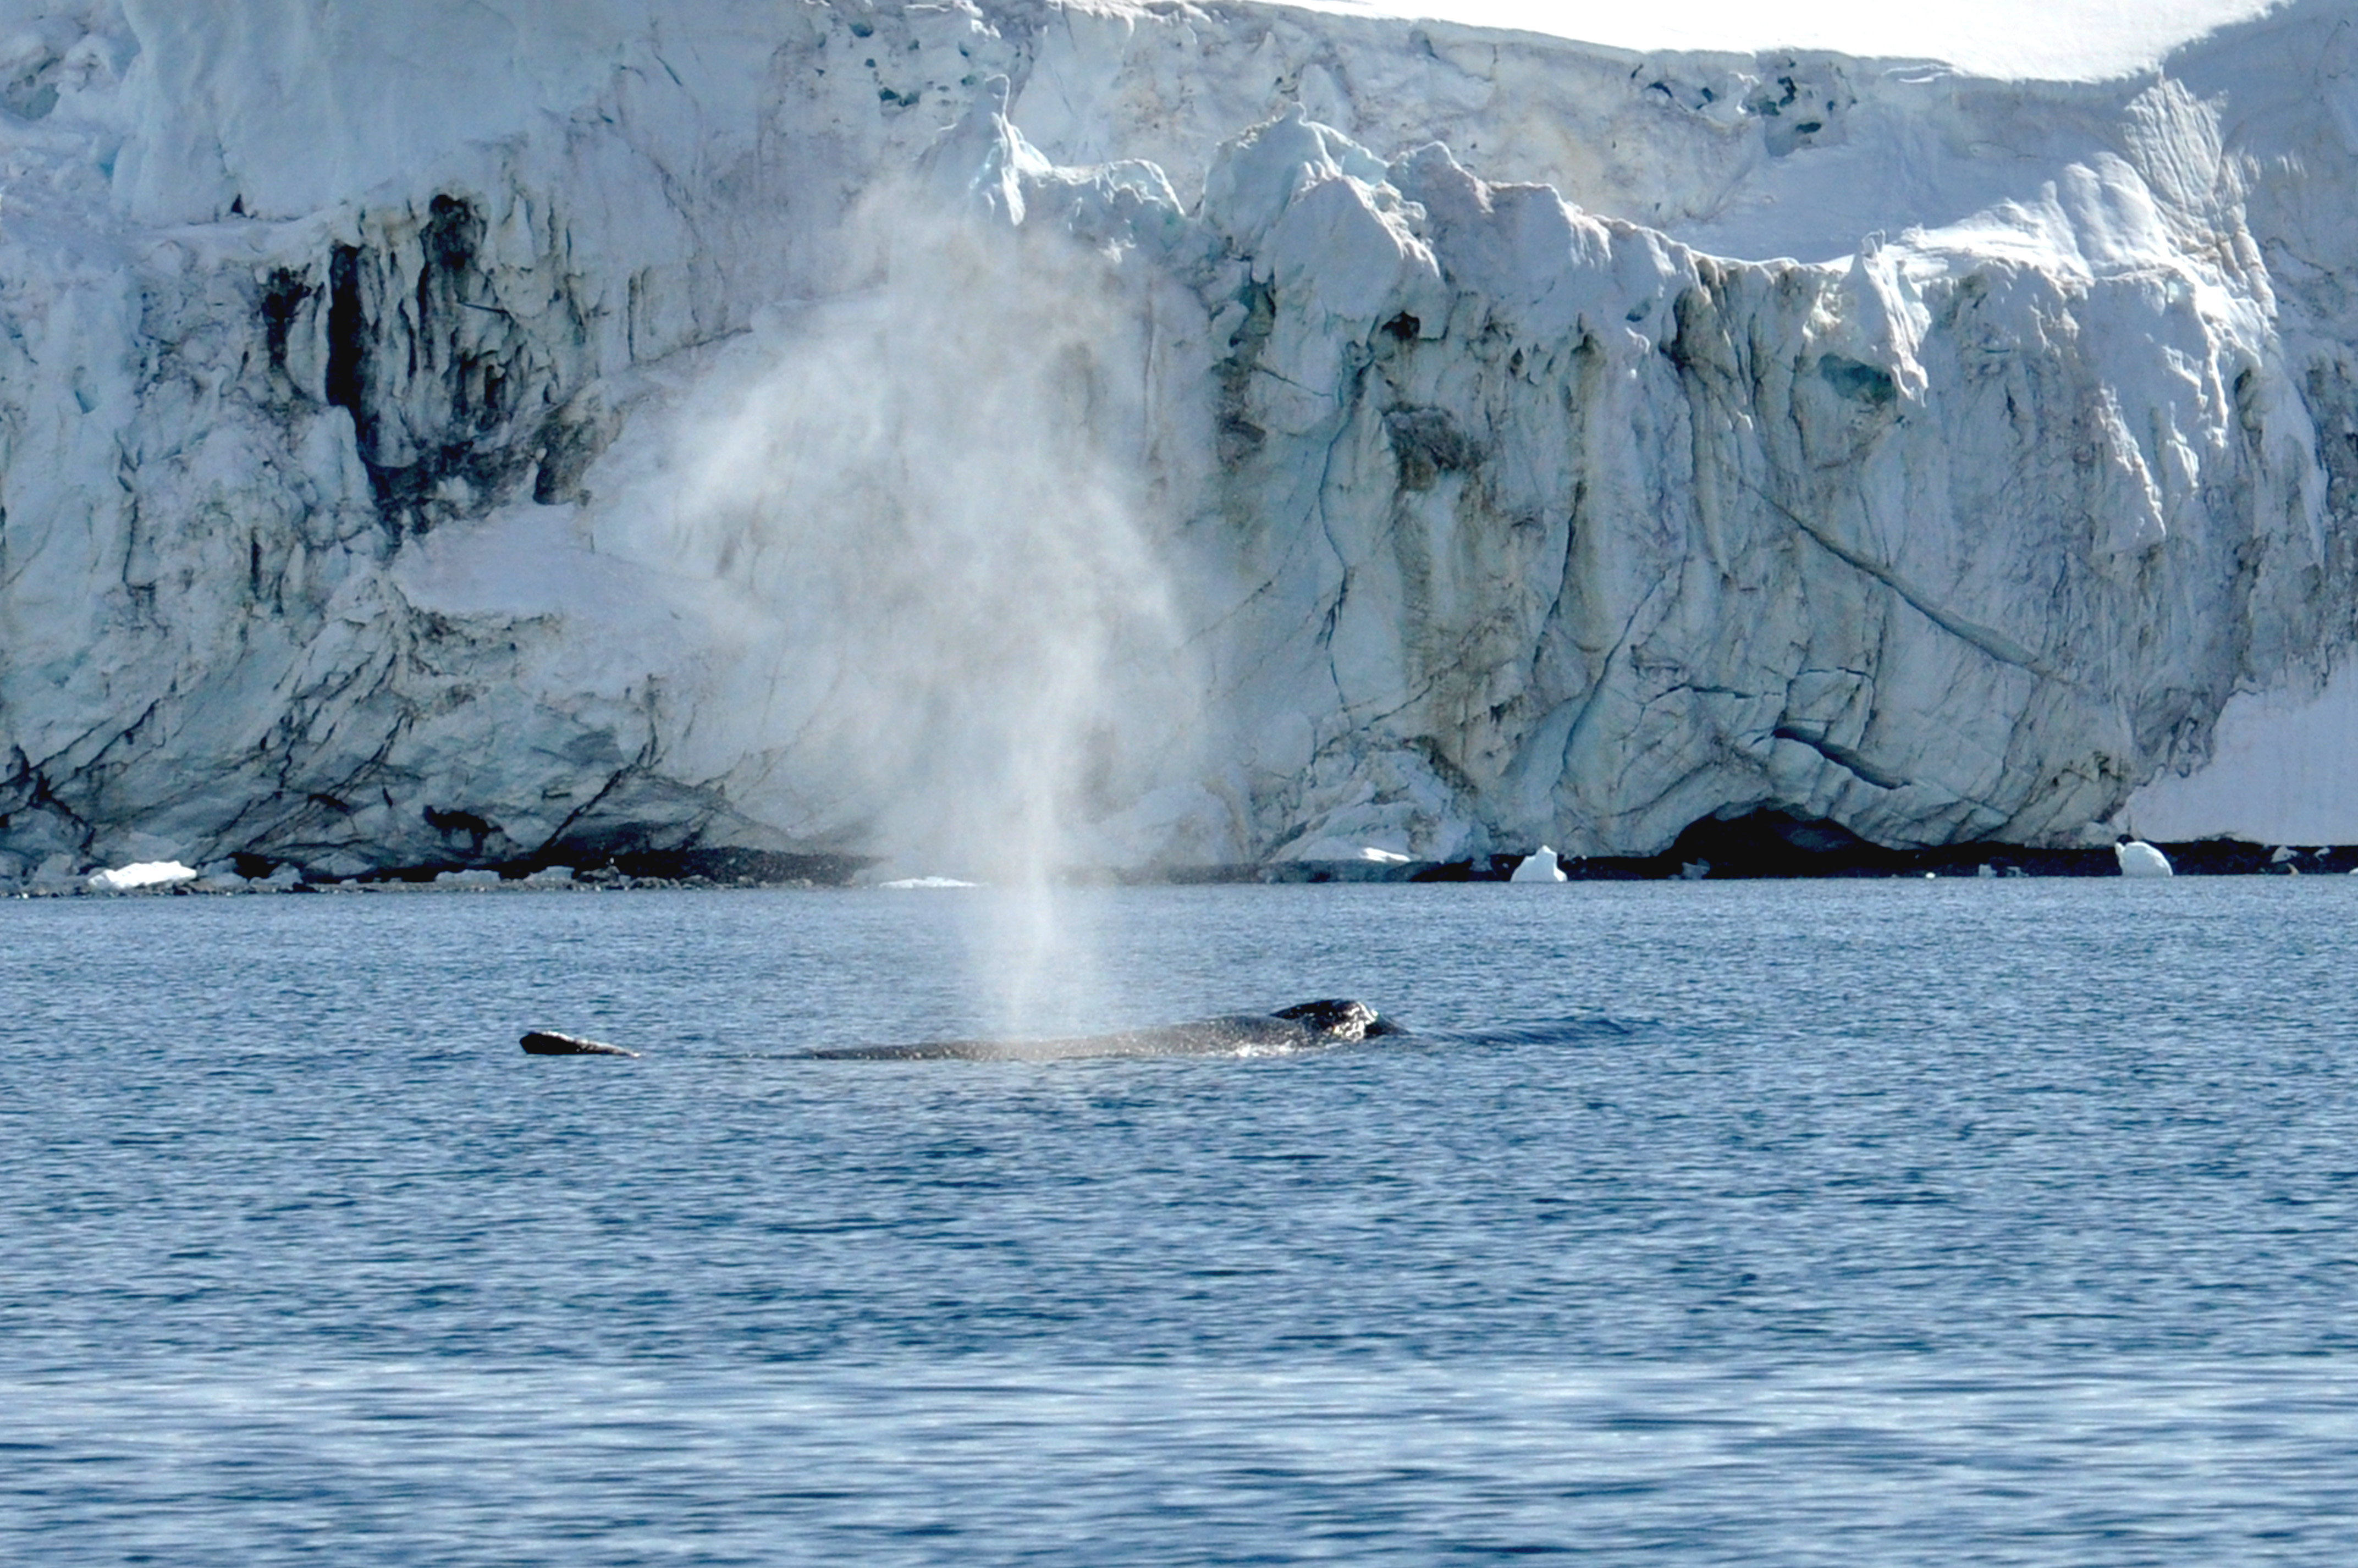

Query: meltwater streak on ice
[659,185,1200,1036]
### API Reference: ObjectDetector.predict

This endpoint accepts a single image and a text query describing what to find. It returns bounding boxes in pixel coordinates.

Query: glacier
[3,0,2355,880]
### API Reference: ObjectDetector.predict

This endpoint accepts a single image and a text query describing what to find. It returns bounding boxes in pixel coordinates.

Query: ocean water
[4,878,2355,1564]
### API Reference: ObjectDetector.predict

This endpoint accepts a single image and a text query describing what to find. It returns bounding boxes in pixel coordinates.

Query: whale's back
[806,1000,1398,1062]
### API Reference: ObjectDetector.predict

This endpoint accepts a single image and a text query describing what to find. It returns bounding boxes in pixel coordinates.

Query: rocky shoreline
[10,818,2352,896]
[1250,809,2356,882]
[2,848,873,897]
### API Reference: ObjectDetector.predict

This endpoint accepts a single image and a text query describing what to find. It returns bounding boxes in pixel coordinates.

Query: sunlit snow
[1291,1,2288,80]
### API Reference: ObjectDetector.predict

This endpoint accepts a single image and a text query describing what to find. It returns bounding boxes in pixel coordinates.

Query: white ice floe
[86,861,199,892]
[1509,847,1568,883]
[2114,840,2175,879]
[880,876,983,889]
[434,869,504,887]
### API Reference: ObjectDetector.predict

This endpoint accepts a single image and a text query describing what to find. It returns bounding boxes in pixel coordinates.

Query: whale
[516,1000,1401,1062]
[803,998,1404,1062]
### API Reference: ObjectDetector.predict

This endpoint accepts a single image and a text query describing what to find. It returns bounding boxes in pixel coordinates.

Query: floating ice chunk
[435,868,503,887]
[525,865,576,885]
[2114,838,2174,877]
[261,865,303,890]
[2269,845,2297,864]
[87,860,198,892]
[1510,846,1567,883]
[880,876,981,889]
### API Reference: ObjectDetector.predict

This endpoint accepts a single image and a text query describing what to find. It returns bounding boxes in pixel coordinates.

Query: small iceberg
[87,860,199,892]
[880,875,981,889]
[2114,837,2173,878]
[1509,846,1568,883]
[435,868,504,887]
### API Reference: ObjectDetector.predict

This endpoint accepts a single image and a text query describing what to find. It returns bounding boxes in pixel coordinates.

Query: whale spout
[520,1030,641,1057]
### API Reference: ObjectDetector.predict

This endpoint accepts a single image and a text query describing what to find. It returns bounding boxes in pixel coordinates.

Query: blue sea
[5,878,2356,1564]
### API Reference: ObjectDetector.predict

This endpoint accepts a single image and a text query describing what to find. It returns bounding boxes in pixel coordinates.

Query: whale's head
[1271,998,1391,1042]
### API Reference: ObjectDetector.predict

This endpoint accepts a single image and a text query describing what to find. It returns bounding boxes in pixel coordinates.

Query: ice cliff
[3,0,2355,879]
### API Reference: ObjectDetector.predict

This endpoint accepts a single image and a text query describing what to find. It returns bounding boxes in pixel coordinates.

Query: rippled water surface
[5,879,2356,1563]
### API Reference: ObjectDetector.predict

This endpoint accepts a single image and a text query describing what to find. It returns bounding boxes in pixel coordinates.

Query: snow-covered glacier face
[2,0,2354,879]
